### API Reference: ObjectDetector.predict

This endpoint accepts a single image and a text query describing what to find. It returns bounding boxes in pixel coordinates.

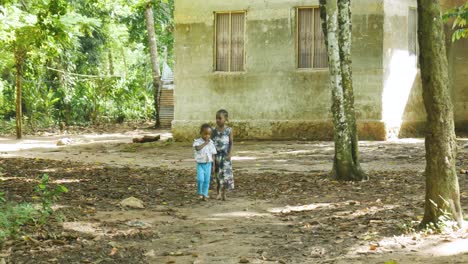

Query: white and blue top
[193,138,217,163]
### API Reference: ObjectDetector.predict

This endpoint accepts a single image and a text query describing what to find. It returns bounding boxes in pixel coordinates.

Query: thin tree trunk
[144,1,162,128]
[14,51,24,140]
[108,50,114,76]
[121,47,128,78]
[320,0,366,181]
[56,58,70,125]
[418,0,463,228]
[337,0,365,179]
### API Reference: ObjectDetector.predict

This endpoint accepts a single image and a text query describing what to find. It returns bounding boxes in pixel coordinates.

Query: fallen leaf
[109,247,118,256]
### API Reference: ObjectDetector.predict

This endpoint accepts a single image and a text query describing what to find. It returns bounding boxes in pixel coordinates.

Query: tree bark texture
[15,50,25,140]
[319,0,366,181]
[417,0,463,228]
[144,2,162,128]
[108,50,114,76]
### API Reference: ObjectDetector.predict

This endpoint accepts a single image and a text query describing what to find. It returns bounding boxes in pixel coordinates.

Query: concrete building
[172,0,468,141]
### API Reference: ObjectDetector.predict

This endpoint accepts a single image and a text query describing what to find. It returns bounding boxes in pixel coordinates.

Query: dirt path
[4,130,463,174]
[1,130,468,263]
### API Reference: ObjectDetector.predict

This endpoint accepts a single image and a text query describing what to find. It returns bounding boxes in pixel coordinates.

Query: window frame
[296,6,328,70]
[406,6,419,57]
[213,11,247,72]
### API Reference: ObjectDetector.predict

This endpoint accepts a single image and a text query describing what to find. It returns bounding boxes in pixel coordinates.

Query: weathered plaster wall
[442,0,468,132]
[173,0,386,141]
[389,0,468,137]
[382,0,424,138]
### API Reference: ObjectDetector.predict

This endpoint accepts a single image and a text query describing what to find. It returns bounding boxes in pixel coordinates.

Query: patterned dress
[212,126,234,190]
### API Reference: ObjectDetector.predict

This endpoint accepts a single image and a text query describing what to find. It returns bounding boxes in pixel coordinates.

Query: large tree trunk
[144,2,162,128]
[14,51,24,140]
[319,0,366,181]
[418,0,463,228]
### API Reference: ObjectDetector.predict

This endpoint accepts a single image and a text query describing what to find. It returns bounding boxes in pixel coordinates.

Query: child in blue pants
[193,124,217,201]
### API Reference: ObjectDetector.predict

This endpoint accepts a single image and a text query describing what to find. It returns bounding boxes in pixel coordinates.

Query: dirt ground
[1,127,468,264]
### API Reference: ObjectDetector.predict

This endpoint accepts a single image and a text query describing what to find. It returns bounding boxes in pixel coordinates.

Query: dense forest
[0,0,174,134]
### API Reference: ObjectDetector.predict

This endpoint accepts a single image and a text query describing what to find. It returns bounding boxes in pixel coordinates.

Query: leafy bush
[0,174,68,241]
[0,197,38,241]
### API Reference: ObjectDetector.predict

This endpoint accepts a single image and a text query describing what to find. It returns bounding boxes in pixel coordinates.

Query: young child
[212,109,234,201]
[193,123,217,201]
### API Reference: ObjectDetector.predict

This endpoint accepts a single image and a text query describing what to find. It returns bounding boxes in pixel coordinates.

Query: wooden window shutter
[313,8,328,68]
[215,12,245,72]
[298,8,313,68]
[297,7,328,69]
[216,13,230,71]
[230,13,245,71]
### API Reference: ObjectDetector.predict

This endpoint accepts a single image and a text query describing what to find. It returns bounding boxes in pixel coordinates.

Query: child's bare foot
[198,195,204,200]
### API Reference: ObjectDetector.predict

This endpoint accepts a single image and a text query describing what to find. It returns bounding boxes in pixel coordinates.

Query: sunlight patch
[63,221,147,238]
[0,176,37,182]
[40,168,57,173]
[211,211,271,218]
[53,179,85,184]
[425,238,468,256]
[280,150,311,155]
[268,203,332,214]
[63,222,101,234]
[382,49,418,139]
[232,156,257,161]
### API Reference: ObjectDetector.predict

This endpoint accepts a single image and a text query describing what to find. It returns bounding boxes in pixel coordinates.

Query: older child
[193,123,217,201]
[212,109,234,201]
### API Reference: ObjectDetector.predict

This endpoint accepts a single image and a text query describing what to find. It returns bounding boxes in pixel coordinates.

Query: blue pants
[197,162,212,197]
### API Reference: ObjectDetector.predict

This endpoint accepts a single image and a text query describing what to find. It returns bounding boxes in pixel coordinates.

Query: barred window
[297,7,328,69]
[215,12,245,72]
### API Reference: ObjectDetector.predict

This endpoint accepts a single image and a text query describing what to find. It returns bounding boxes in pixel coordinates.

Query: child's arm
[194,140,209,151]
[211,155,216,174]
[211,143,217,173]
[227,129,234,161]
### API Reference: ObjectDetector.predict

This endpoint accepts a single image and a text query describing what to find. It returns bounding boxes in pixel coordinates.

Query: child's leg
[214,159,220,195]
[202,163,212,197]
[196,163,204,196]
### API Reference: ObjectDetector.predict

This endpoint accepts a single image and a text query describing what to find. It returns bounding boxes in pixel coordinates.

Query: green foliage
[397,220,417,234]
[0,0,173,130]
[443,3,468,42]
[421,199,458,234]
[399,199,460,236]
[124,0,174,67]
[0,174,68,241]
[33,174,68,225]
[0,201,38,241]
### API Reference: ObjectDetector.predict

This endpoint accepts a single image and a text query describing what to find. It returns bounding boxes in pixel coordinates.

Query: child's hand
[226,154,231,161]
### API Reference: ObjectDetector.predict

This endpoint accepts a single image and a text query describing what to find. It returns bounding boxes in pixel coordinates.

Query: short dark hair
[200,123,212,134]
[216,109,229,120]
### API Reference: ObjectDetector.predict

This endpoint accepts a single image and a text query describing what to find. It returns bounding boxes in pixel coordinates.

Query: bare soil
[1,128,468,264]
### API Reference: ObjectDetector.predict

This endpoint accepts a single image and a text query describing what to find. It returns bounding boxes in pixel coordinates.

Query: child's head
[200,123,212,140]
[216,109,229,127]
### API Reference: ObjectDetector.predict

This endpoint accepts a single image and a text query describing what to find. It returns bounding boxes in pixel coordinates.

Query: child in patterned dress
[193,124,217,201]
[212,109,234,201]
